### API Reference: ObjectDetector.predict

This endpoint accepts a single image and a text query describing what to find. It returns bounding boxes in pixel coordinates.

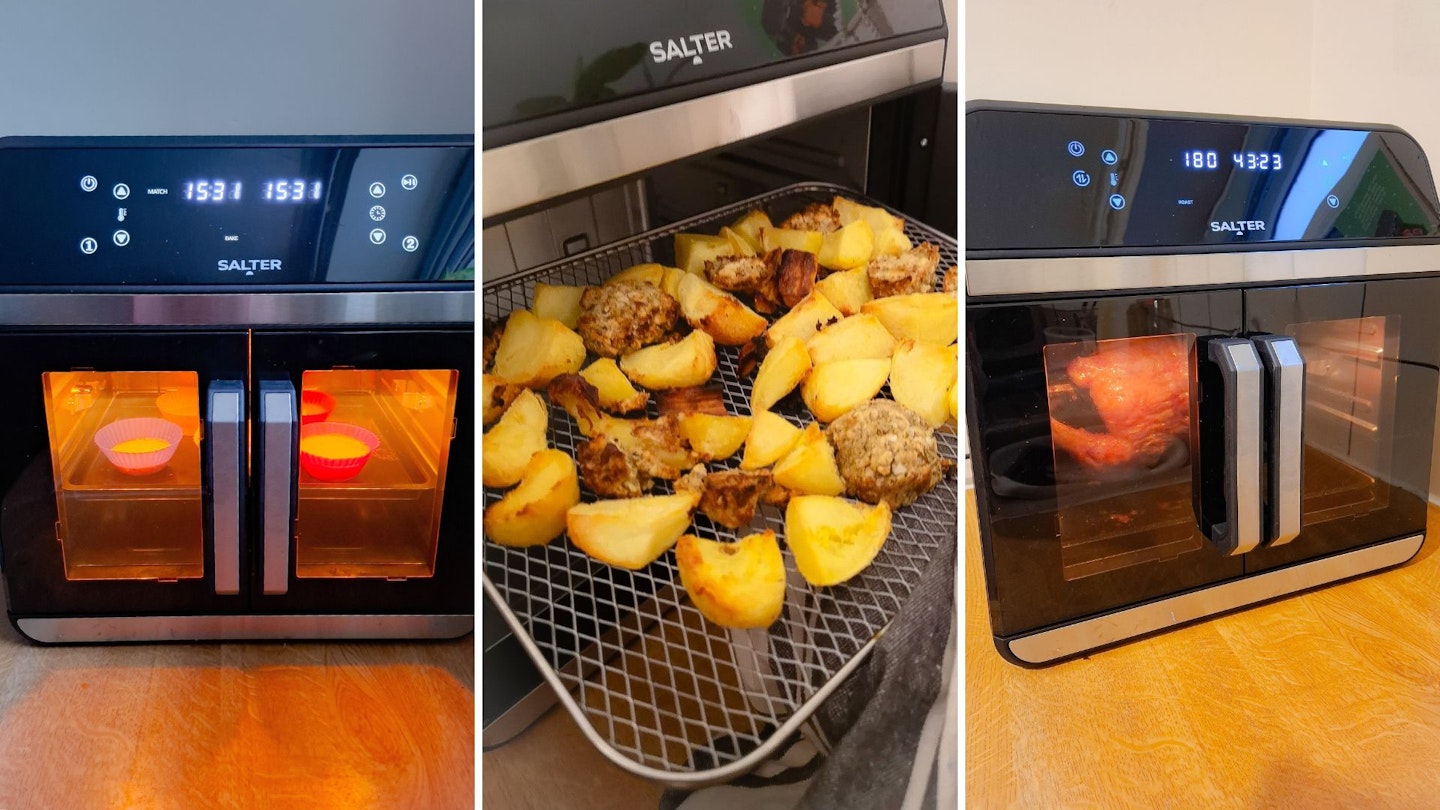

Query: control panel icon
[112,230,130,247]
[112,183,130,200]
[1326,194,1340,208]
[80,175,98,193]
[1101,149,1118,165]
[1109,194,1126,210]
[1067,141,1085,157]
[1072,170,1091,188]
[401,174,418,191]
[402,235,419,253]
[369,228,386,245]
[79,237,98,255]
[369,182,386,198]
[370,205,386,222]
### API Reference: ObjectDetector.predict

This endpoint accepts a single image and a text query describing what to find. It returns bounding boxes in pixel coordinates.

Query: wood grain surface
[966,492,1440,808]
[0,587,474,810]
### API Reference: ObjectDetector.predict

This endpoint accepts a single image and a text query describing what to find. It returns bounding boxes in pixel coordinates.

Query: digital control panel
[967,107,1440,251]
[0,138,474,286]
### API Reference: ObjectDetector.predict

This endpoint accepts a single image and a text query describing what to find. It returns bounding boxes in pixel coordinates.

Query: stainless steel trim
[482,681,560,749]
[482,41,945,219]
[0,290,472,326]
[1209,339,1263,555]
[260,383,295,595]
[1254,336,1305,546]
[16,614,474,643]
[1007,533,1424,664]
[965,244,1440,297]
[208,382,244,595]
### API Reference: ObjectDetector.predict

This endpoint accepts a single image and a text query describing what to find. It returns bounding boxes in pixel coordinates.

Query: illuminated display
[263,179,324,202]
[182,180,243,202]
[1181,151,1283,171]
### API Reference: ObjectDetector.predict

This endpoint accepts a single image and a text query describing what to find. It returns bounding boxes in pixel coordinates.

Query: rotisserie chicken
[1049,337,1191,470]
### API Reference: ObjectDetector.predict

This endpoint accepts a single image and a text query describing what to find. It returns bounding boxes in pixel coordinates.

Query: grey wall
[0,0,473,137]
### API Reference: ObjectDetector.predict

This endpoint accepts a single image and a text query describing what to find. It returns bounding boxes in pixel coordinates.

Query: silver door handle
[1208,338,1263,556]
[259,380,296,595]
[208,381,245,596]
[1254,335,1305,547]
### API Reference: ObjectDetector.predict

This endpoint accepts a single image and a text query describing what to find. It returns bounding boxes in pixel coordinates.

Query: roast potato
[949,376,960,423]
[817,219,874,271]
[833,197,911,257]
[765,291,843,348]
[813,265,873,317]
[579,358,648,414]
[889,340,958,428]
[482,373,522,426]
[772,423,846,496]
[785,495,893,586]
[801,358,891,423]
[719,226,757,257]
[481,388,549,488]
[740,410,804,470]
[661,266,689,299]
[619,330,719,390]
[606,262,667,287]
[677,413,752,461]
[483,449,580,547]
[751,335,812,413]
[805,313,896,365]
[675,233,736,275]
[531,283,585,328]
[861,292,959,346]
[677,272,768,346]
[730,210,772,253]
[491,309,587,389]
[676,531,786,629]
[761,227,823,254]
[566,492,698,569]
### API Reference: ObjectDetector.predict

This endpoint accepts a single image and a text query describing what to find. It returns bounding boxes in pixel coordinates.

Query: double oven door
[0,328,472,641]
[968,276,1440,662]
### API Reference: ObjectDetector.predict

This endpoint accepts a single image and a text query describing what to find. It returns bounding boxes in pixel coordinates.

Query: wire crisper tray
[482,182,959,786]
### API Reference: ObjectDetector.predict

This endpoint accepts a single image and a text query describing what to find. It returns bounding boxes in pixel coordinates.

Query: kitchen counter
[0,587,474,810]
[967,494,1440,807]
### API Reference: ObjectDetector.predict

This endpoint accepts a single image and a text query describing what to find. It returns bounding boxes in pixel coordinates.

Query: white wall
[966,0,1440,500]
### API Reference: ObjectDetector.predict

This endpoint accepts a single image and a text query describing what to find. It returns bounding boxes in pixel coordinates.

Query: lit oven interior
[42,371,204,581]
[294,368,458,579]
[1043,333,1201,580]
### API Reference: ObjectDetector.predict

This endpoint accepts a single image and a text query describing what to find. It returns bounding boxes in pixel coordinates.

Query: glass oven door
[248,330,472,615]
[0,332,248,618]
[968,291,1247,639]
[1245,277,1440,571]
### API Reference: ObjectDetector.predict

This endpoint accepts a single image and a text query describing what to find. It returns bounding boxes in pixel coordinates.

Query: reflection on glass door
[42,371,203,580]
[294,369,459,579]
[1289,315,1398,524]
[1044,333,1200,579]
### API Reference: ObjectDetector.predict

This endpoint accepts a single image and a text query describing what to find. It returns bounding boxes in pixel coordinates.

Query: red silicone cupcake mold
[298,422,380,482]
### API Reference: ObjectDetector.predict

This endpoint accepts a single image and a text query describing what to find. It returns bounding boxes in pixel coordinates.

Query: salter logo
[650,30,733,65]
[1211,220,1267,234]
[218,259,283,273]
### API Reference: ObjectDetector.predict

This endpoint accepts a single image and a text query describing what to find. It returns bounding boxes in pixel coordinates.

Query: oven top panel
[0,138,474,286]
[967,105,1440,253]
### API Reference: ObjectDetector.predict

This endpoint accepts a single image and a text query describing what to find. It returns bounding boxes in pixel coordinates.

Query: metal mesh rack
[482,182,959,787]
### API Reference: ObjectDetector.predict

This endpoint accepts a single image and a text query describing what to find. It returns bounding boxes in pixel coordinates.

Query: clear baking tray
[482,182,959,787]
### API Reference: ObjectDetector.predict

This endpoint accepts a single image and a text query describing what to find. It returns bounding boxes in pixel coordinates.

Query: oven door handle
[208,381,246,596]
[259,380,297,596]
[1207,338,1263,556]
[1254,335,1305,547]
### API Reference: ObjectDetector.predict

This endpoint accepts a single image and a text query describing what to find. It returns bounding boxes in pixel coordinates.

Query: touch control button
[369,182,386,198]
[402,235,419,253]
[1067,140,1085,157]
[1101,149,1118,165]
[1327,194,1340,208]
[80,175,98,192]
[369,205,386,221]
[1109,194,1126,210]
[80,237,98,254]
[113,183,130,200]
[112,230,131,247]
[369,228,386,245]
[1072,170,1091,187]
[401,174,418,191]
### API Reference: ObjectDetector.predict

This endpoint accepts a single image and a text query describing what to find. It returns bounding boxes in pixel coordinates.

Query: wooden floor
[0,592,474,810]
[967,494,1440,808]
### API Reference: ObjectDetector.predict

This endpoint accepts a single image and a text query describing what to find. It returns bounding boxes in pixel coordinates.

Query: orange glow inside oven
[293,369,459,580]
[41,371,203,581]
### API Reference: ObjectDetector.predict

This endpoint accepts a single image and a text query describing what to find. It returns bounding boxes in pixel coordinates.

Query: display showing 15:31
[182,179,325,202]
[1182,150,1284,170]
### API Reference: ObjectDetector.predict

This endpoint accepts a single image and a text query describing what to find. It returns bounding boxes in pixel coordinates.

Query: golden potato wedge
[719,226,757,257]
[482,373,522,426]
[607,262,666,287]
[948,375,960,423]
[773,423,846,496]
[566,492,698,569]
[592,415,697,476]
[861,292,959,346]
[619,330,718,390]
[483,449,581,547]
[762,227,823,254]
[751,335,812,413]
[890,340,958,428]
[874,227,913,257]
[491,309,587,389]
[675,233,736,275]
[579,358,649,414]
[765,290,843,348]
[481,388,549,488]
[785,495,893,586]
[531,283,585,329]
[833,197,910,257]
[805,313,897,365]
[817,220,874,271]
[661,266,689,299]
[677,272,768,346]
[730,210,772,253]
[678,413,752,461]
[677,531,786,628]
[740,411,804,470]
[801,358,891,423]
[813,265,873,317]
